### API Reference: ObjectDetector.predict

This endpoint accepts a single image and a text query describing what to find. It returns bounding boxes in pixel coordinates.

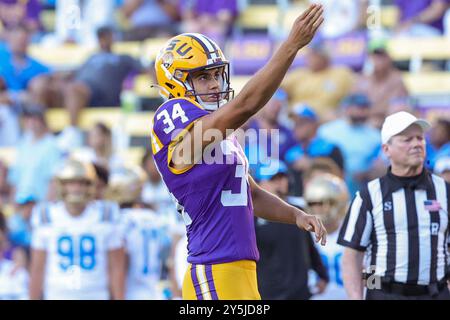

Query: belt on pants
[373,278,448,297]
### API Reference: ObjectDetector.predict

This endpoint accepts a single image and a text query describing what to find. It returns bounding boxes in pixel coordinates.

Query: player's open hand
[288,3,324,50]
[296,212,327,245]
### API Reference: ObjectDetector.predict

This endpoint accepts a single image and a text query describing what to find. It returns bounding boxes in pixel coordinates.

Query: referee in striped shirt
[338,111,450,300]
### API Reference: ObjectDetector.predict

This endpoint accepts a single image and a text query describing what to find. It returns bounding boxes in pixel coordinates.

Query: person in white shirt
[304,173,350,300]
[106,165,172,300]
[29,159,125,300]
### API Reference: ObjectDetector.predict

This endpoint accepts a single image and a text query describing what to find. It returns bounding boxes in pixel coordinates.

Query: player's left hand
[296,212,327,245]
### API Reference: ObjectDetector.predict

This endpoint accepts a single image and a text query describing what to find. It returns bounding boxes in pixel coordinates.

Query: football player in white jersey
[0,215,29,300]
[304,173,350,300]
[29,159,125,300]
[106,166,172,300]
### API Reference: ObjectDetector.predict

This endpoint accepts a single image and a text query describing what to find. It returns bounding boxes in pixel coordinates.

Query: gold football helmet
[55,159,97,206]
[304,173,349,227]
[105,166,148,206]
[154,33,234,111]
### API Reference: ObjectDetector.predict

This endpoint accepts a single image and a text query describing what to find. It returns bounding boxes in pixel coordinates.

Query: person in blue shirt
[244,89,297,174]
[427,118,450,169]
[284,104,344,196]
[0,24,50,92]
[285,104,344,171]
[7,106,62,202]
[318,94,382,196]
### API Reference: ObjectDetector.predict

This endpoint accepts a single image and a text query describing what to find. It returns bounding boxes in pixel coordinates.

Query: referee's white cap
[381,111,431,144]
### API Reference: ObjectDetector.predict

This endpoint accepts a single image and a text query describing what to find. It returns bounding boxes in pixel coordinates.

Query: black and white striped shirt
[338,168,450,285]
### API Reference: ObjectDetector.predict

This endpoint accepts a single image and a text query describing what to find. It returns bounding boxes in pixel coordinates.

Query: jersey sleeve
[337,191,373,251]
[31,225,48,250]
[151,98,209,151]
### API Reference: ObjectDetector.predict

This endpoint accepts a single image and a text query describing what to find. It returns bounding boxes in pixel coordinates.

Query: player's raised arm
[209,3,324,132]
[176,4,322,166]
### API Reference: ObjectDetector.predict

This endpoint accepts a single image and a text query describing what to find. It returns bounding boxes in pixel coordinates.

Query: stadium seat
[238,5,280,30]
[133,74,160,98]
[28,44,94,69]
[78,108,123,130]
[112,42,143,58]
[45,108,71,132]
[403,72,450,95]
[117,147,147,166]
[380,5,400,28]
[388,37,450,61]
[123,112,154,137]
[142,37,171,63]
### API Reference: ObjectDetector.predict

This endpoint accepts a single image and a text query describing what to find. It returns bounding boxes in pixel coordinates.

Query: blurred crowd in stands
[0,0,449,300]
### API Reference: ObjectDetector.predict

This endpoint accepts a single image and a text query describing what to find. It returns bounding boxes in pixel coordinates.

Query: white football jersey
[0,259,29,300]
[121,208,172,300]
[31,201,123,300]
[310,229,347,300]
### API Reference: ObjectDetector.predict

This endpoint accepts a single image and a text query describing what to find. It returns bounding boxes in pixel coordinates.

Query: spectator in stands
[72,122,124,171]
[302,157,345,186]
[7,106,62,202]
[245,89,296,167]
[312,0,367,38]
[254,160,329,300]
[427,118,450,169]
[47,0,117,46]
[434,156,450,182]
[394,0,450,36]
[0,210,29,300]
[179,0,238,46]
[282,38,354,121]
[0,160,11,206]
[120,0,180,41]
[355,39,408,115]
[0,24,50,93]
[0,76,21,147]
[141,150,174,215]
[0,0,42,36]
[7,193,36,250]
[285,104,344,172]
[32,26,145,129]
[318,94,382,196]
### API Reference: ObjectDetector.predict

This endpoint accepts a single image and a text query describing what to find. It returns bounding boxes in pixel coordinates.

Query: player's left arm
[108,248,126,300]
[249,175,327,245]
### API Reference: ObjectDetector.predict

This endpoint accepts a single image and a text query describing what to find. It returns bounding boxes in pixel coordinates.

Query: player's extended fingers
[319,219,327,246]
[312,16,325,33]
[303,3,322,24]
[306,5,324,29]
[298,3,317,21]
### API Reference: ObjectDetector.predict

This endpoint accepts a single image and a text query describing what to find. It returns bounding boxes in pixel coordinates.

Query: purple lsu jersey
[150,98,259,265]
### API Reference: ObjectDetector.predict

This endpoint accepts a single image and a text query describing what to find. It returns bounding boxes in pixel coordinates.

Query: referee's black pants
[366,287,450,300]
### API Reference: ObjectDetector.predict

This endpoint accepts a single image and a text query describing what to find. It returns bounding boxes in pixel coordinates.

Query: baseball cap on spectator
[255,159,288,182]
[368,37,389,55]
[291,104,318,121]
[341,93,371,108]
[381,111,431,144]
[15,192,37,205]
[434,157,450,174]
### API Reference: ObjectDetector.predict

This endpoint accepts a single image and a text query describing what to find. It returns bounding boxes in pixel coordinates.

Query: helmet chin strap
[197,97,227,111]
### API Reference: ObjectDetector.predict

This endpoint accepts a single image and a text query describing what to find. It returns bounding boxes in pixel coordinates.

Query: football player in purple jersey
[150,4,326,300]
